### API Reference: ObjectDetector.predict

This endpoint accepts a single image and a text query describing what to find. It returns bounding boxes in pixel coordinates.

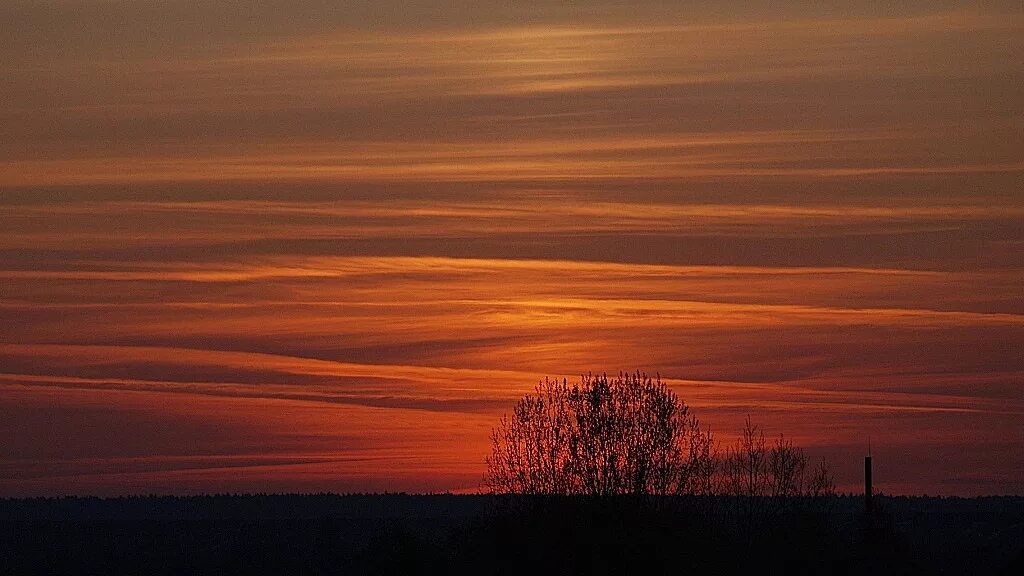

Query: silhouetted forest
[2,494,1022,575]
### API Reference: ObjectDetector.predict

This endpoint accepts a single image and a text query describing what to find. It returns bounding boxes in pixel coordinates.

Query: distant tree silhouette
[487,373,834,501]
[717,416,836,545]
[720,416,835,499]
[486,372,716,496]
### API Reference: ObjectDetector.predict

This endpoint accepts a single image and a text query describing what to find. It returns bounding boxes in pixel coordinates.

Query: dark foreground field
[1,494,1022,575]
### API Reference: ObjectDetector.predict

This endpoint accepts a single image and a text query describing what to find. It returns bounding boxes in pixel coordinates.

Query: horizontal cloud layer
[1,1,1021,496]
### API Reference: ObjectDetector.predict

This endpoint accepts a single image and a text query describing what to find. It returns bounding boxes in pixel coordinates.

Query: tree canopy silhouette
[486,372,715,496]
[721,416,835,499]
[487,371,834,499]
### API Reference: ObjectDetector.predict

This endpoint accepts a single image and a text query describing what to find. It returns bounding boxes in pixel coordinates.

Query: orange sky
[1,1,1022,496]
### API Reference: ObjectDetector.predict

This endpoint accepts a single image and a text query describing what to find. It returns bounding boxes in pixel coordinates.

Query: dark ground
[1,494,1022,575]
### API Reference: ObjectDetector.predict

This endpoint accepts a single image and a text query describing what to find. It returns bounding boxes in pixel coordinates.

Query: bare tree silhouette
[720,416,835,499]
[486,372,716,496]
[487,374,835,502]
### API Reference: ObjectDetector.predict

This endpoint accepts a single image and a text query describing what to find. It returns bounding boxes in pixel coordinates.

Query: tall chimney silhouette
[864,440,873,514]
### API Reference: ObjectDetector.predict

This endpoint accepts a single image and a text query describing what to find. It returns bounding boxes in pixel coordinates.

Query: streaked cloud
[1,1,1021,496]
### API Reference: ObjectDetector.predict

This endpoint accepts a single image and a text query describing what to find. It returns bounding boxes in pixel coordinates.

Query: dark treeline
[2,494,1022,575]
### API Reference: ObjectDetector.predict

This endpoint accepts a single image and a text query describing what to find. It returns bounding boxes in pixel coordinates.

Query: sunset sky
[1,1,1022,496]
